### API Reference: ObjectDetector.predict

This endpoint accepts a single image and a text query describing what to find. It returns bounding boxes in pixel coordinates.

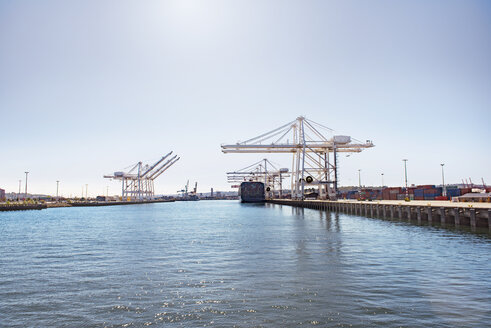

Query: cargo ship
[240,182,265,203]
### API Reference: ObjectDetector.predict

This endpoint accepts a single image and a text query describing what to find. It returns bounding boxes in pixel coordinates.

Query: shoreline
[0,199,175,212]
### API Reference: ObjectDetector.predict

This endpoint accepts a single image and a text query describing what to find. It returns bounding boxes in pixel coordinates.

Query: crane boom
[148,155,178,179]
[141,152,173,178]
[152,157,180,180]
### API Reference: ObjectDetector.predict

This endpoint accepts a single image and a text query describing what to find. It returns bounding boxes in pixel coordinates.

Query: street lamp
[18,180,21,201]
[24,171,29,200]
[358,169,362,189]
[381,173,384,187]
[402,159,408,201]
[441,163,445,197]
[56,180,60,202]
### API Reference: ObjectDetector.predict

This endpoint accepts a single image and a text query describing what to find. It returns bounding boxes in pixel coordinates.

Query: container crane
[222,116,374,200]
[227,159,290,199]
[104,152,180,201]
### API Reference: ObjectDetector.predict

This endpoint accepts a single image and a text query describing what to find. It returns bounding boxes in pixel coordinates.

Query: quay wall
[0,199,175,212]
[68,199,175,207]
[0,204,47,211]
[268,199,491,230]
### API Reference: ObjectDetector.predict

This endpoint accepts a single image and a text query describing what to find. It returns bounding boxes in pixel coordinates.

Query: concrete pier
[268,199,491,230]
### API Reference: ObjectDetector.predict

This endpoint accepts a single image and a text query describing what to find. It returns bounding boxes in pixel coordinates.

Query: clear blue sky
[1,0,490,197]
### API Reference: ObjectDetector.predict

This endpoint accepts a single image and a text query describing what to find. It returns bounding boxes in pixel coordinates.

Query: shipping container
[417,185,435,189]
[446,185,459,189]
[446,188,460,198]
[423,187,442,197]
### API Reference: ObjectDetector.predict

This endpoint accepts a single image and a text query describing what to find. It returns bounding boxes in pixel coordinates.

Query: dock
[268,199,491,230]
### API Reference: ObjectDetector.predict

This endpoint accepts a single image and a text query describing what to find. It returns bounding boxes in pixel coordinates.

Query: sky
[1,0,490,197]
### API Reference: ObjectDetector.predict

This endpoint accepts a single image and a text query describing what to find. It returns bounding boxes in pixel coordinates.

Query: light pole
[381,173,384,187]
[358,169,362,189]
[18,180,21,201]
[85,184,88,200]
[56,180,60,202]
[441,163,445,197]
[24,171,29,200]
[402,159,408,200]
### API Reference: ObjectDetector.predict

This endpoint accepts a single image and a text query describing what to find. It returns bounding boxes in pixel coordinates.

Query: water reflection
[291,206,304,217]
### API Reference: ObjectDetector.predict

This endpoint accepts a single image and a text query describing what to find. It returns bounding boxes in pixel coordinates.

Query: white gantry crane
[221,116,374,200]
[104,152,180,201]
[226,159,289,199]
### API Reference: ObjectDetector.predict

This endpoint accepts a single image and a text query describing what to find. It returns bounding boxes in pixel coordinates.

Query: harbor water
[0,200,490,327]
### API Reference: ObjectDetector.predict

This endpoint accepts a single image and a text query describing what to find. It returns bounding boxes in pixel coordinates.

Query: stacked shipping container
[339,185,481,201]
[446,188,461,198]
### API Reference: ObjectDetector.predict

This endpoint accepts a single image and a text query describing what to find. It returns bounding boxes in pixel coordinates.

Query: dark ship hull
[240,182,265,203]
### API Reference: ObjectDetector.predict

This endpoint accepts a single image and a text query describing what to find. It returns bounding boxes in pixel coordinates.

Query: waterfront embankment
[268,199,491,230]
[0,199,175,211]
[68,199,175,207]
[0,203,47,211]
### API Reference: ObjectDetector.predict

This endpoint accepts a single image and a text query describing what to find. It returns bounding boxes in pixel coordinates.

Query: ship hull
[240,182,265,203]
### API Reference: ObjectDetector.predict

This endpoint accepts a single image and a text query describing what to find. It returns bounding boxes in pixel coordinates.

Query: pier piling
[440,207,446,224]
[470,208,476,228]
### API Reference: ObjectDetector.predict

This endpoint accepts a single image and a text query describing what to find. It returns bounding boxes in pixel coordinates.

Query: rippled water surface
[1,200,490,327]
